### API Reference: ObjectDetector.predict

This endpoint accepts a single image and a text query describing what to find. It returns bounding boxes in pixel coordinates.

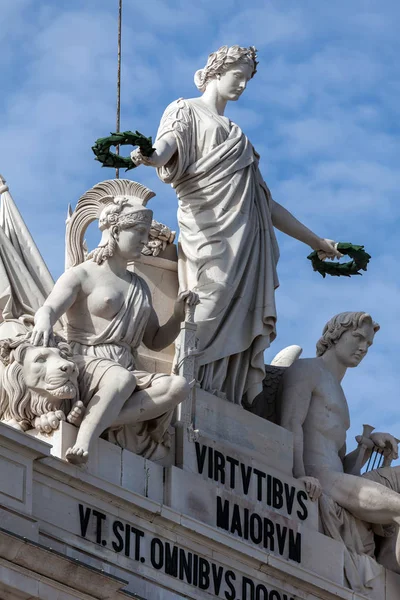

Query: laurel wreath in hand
[91,131,154,171]
[307,243,371,278]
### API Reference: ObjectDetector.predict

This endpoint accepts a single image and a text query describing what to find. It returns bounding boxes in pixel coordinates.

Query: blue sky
[1,0,399,451]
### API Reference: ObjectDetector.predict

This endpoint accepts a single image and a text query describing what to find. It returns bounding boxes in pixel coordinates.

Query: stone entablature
[0,407,399,600]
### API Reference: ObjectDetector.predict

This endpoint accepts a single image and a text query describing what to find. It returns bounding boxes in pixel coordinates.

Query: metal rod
[115,0,123,179]
[378,450,384,468]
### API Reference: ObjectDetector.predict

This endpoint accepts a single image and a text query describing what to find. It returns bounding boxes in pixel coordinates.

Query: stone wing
[245,365,286,423]
[245,345,302,423]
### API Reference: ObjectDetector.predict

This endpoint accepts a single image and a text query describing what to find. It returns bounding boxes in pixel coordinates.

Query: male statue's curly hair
[316,312,380,357]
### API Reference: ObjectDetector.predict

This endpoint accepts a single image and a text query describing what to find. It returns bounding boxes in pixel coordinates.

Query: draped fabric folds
[156,98,280,403]
[319,467,400,592]
[0,177,54,320]
[68,273,173,459]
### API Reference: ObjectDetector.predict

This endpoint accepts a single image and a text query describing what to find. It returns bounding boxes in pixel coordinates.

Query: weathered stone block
[0,422,49,515]
[170,440,318,530]
[177,389,293,476]
[122,448,164,504]
[165,465,343,585]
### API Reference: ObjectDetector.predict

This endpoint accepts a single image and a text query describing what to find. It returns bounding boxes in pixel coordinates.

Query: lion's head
[0,335,79,430]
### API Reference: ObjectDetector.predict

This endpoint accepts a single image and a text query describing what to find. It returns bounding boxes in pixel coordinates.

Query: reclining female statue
[32,180,197,464]
[131,45,341,406]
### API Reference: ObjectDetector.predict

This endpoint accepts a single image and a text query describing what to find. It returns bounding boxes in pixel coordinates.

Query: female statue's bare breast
[67,263,133,329]
[86,286,126,320]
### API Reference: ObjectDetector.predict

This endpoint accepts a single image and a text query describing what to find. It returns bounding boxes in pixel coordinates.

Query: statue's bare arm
[32,268,82,346]
[269,199,339,258]
[142,290,199,352]
[131,132,178,168]
[280,361,316,479]
[343,433,398,476]
[339,443,362,475]
[280,361,322,500]
[341,443,370,475]
[142,306,178,352]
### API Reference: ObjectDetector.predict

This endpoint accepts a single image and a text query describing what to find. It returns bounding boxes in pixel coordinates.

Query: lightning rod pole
[115,0,122,179]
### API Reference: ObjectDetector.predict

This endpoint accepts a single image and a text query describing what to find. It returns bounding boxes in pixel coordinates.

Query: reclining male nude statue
[31,181,198,465]
[279,311,400,592]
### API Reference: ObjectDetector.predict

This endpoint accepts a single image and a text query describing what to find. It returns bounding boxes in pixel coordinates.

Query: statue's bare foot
[65,445,89,465]
[67,401,85,427]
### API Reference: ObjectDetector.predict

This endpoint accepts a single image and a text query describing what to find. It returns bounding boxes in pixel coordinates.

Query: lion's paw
[34,411,65,434]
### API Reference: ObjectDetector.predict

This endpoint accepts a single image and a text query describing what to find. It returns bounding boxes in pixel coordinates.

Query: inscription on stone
[216,497,301,563]
[195,442,309,519]
[78,503,297,600]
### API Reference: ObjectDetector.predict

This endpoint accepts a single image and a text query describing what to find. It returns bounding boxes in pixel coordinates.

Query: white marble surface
[280,312,400,593]
[1,418,400,598]
[182,388,294,475]
[165,465,342,582]
[132,251,178,372]
[131,45,341,406]
[174,435,319,529]
[0,180,194,467]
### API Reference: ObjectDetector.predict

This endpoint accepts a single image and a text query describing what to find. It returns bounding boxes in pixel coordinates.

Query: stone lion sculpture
[0,333,84,433]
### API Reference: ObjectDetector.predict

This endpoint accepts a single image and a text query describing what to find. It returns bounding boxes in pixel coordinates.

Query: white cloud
[219,4,308,48]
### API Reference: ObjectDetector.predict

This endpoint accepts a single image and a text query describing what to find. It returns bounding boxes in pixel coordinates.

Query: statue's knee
[171,375,190,403]
[150,375,189,407]
[113,369,136,397]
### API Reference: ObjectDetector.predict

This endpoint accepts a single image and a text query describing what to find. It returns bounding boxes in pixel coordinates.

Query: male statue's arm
[280,362,313,478]
[32,269,82,346]
[340,443,369,475]
[142,290,199,352]
[280,362,322,501]
[342,433,398,475]
[338,443,365,475]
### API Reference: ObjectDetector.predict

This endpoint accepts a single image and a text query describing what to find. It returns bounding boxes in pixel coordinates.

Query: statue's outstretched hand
[298,476,322,502]
[173,290,200,322]
[370,432,399,460]
[130,148,158,167]
[130,134,177,169]
[313,239,343,261]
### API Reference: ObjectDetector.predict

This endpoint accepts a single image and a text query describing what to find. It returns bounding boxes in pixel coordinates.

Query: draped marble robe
[156,98,280,404]
[66,273,172,459]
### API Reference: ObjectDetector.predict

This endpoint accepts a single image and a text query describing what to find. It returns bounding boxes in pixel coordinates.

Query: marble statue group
[1,44,399,593]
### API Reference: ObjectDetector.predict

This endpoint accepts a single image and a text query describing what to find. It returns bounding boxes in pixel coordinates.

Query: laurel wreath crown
[91,131,154,171]
[308,243,371,278]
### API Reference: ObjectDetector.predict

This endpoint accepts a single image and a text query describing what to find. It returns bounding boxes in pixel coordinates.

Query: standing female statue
[131,45,340,406]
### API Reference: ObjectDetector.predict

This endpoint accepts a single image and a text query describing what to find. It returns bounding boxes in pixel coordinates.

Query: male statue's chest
[314,373,351,432]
